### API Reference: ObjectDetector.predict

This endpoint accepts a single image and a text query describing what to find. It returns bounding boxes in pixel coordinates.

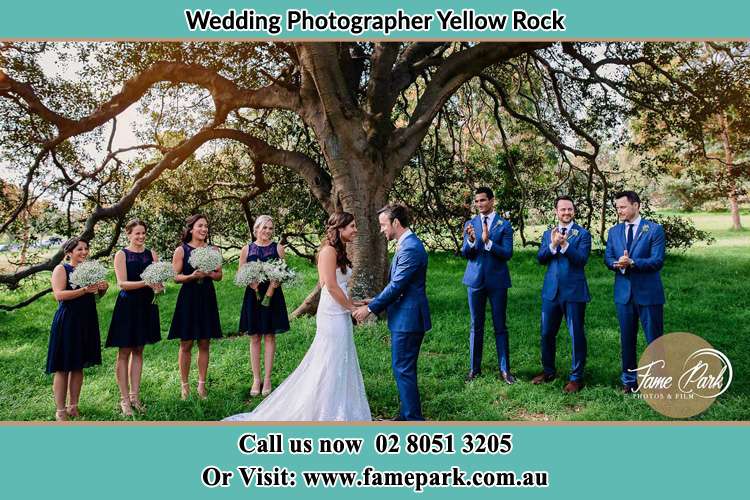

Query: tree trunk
[728,191,742,231]
[291,283,321,318]
[291,149,392,316]
[719,112,743,231]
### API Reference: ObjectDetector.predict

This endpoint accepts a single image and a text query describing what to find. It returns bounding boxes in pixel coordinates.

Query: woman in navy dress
[46,237,109,421]
[238,215,290,397]
[105,219,161,416]
[168,214,223,400]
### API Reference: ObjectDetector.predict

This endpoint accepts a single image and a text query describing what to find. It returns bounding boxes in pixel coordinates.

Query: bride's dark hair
[321,211,354,273]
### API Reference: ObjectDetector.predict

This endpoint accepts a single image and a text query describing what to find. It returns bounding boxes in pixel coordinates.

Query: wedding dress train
[223,268,372,421]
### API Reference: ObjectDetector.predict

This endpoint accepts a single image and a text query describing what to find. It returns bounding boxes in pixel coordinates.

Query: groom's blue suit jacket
[461,213,513,289]
[368,233,432,333]
[604,219,666,306]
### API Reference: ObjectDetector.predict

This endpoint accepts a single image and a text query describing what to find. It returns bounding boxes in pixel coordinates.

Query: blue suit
[537,223,591,381]
[461,213,513,374]
[369,232,431,421]
[604,219,665,387]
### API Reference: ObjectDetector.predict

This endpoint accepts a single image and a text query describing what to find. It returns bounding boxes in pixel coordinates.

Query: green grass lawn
[1,211,748,421]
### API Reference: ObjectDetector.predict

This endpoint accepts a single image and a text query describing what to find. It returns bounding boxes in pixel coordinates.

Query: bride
[223,212,372,421]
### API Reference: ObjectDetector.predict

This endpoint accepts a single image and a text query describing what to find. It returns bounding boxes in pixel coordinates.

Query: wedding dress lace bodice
[319,267,353,315]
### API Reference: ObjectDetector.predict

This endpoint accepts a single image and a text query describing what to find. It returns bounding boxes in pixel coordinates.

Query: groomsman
[461,187,515,384]
[533,196,591,393]
[605,191,665,394]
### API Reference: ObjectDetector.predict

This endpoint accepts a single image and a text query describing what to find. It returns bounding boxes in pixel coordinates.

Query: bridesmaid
[46,237,109,421]
[238,215,290,397]
[168,214,223,399]
[105,219,162,417]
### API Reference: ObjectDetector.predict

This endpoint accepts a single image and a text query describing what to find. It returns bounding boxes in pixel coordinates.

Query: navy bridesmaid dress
[167,243,222,340]
[238,242,290,335]
[105,248,161,348]
[46,263,102,373]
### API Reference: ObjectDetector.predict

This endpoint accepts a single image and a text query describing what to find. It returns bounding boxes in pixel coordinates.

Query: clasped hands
[352,298,372,323]
[613,249,634,269]
[84,281,108,295]
[550,227,569,249]
[191,269,221,281]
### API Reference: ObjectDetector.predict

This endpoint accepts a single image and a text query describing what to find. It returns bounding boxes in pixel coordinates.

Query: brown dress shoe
[563,380,584,393]
[622,385,636,395]
[531,372,556,385]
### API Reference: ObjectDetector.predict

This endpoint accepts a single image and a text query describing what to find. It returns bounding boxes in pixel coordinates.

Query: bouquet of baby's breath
[234,261,267,288]
[259,259,298,306]
[69,260,108,301]
[140,261,176,304]
[70,261,108,289]
[188,246,222,284]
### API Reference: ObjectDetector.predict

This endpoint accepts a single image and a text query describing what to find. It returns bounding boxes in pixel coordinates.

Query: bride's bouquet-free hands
[69,260,109,301]
[188,246,223,284]
[260,260,298,307]
[140,261,176,304]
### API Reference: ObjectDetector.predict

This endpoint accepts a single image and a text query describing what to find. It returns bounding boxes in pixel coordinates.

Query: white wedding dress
[223,268,372,421]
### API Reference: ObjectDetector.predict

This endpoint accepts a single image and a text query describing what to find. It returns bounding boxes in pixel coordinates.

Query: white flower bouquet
[259,259,298,306]
[188,246,223,284]
[69,260,108,301]
[234,261,268,288]
[140,261,176,304]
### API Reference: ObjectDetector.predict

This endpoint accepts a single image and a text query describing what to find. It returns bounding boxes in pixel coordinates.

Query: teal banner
[1,0,749,39]
[1,424,747,498]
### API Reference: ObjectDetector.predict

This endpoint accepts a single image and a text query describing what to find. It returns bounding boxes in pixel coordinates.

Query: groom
[353,203,431,421]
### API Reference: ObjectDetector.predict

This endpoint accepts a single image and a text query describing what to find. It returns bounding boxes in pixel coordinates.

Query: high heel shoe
[197,380,208,400]
[249,381,261,397]
[66,404,79,418]
[120,398,133,417]
[129,393,146,413]
[55,409,68,422]
[180,382,190,400]
[261,383,272,397]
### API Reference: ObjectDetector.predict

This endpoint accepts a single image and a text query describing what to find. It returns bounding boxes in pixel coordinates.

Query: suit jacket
[604,219,666,305]
[537,222,591,303]
[368,233,432,333]
[461,213,513,290]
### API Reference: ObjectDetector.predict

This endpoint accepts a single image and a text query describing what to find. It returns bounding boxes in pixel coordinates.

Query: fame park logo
[630,332,733,418]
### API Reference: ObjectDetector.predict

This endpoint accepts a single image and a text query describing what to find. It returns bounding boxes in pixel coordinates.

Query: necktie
[557,227,567,252]
[626,223,634,251]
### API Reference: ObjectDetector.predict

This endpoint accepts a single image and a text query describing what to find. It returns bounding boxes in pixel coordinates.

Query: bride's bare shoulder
[319,244,336,258]
[318,245,337,266]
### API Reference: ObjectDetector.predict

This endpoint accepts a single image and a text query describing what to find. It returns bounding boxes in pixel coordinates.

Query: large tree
[1,41,720,312]
[632,42,750,230]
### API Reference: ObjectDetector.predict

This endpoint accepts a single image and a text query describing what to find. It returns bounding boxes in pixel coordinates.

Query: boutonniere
[641,225,650,233]
[571,229,579,237]
[493,219,503,229]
